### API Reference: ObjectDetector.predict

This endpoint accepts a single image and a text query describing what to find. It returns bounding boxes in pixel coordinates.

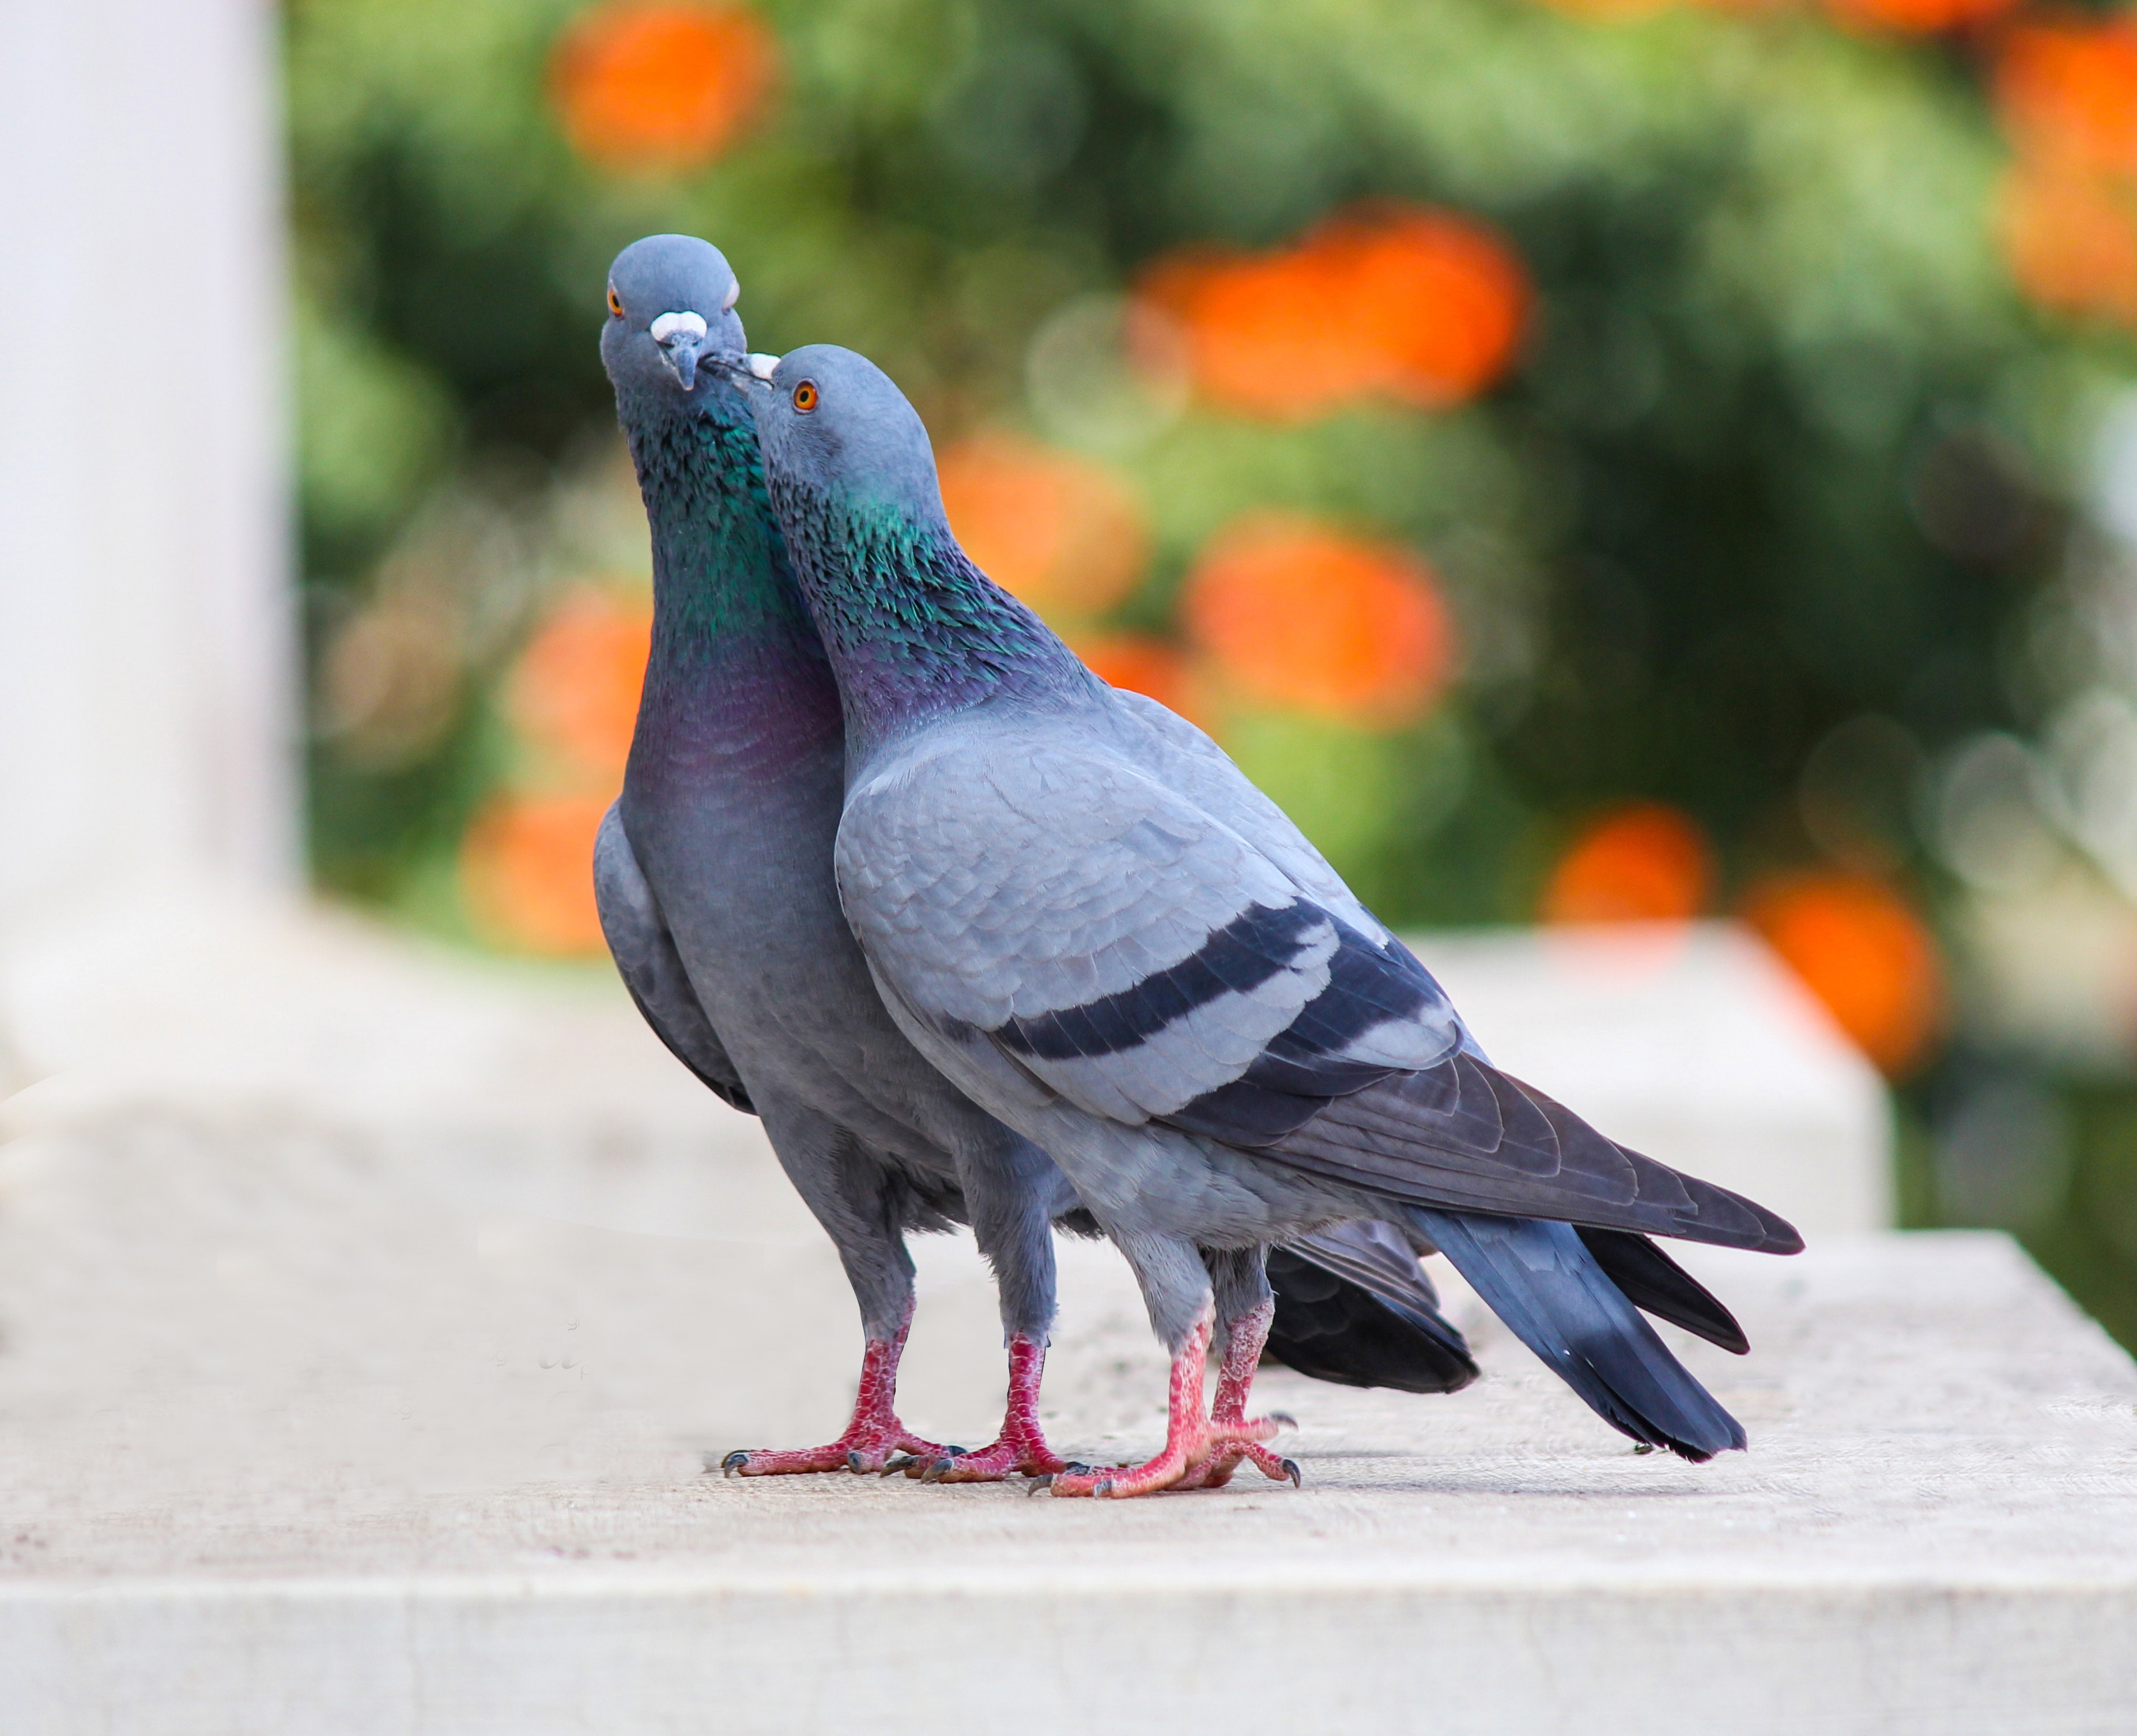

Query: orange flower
[1312,206,1531,408]
[1822,0,2021,35]
[1742,871,1944,1075]
[507,587,654,782]
[1138,203,1529,422]
[1139,244,1365,421]
[1998,160,2137,326]
[552,3,777,172]
[1539,803,1713,926]
[1073,632,1202,723]
[460,793,613,955]
[937,433,1149,618]
[1183,514,1454,726]
[1996,20,2137,173]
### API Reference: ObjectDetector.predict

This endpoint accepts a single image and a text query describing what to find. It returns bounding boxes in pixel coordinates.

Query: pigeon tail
[1264,1238,1479,1394]
[1410,1208,1747,1461]
[1577,1225,1750,1356]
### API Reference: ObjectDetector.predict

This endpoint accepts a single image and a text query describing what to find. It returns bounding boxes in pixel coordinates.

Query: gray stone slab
[0,1070,2130,1733]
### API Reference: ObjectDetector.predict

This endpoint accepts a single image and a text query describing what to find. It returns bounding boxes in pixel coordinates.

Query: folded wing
[838,733,1799,1255]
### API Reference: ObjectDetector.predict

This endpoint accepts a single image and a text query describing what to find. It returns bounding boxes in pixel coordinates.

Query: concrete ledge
[1,1222,2132,1733]
[0,908,2121,1730]
[7,1571,2133,1736]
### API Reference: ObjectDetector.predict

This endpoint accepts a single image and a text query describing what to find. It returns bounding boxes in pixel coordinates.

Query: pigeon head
[738,344,1091,742]
[600,234,747,406]
[743,345,950,531]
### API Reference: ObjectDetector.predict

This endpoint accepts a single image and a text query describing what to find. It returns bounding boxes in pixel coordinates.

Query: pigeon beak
[707,352,779,393]
[649,310,710,391]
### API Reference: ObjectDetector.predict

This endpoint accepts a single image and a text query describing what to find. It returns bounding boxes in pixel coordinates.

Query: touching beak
[708,352,780,392]
[649,310,709,390]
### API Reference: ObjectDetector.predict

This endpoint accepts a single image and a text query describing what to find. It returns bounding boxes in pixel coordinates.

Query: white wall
[0,0,293,927]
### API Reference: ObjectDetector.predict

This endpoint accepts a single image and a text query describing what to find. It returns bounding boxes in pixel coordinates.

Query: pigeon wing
[840,730,1798,1255]
[594,803,755,1116]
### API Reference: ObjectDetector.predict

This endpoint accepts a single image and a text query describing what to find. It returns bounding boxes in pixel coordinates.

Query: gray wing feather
[1106,689,1389,941]
[841,721,1798,1254]
[839,731,1427,1122]
[594,803,754,1115]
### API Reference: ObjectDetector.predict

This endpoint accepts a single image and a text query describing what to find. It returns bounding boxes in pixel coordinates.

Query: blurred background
[280,0,2137,1346]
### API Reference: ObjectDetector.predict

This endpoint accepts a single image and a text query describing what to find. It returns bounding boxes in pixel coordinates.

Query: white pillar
[0,0,294,928]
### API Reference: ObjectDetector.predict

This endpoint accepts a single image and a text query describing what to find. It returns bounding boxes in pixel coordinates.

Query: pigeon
[737,342,1804,1498]
[592,235,1479,1483]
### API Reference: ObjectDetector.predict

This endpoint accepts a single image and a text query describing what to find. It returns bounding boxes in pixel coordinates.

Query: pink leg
[719,1309,952,1477]
[1042,1305,1284,1499]
[1175,1297,1300,1490]
[898,1333,1070,1482]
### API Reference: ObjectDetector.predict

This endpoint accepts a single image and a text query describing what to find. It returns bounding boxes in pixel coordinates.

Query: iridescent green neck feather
[625,408,818,669]
[771,480,1097,750]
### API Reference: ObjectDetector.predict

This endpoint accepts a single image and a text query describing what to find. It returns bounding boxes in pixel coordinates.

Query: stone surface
[3,905,2105,1732]
[0,1153,2129,1735]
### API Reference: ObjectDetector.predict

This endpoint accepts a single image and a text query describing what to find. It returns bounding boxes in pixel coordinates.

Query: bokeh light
[1822,0,2021,36]
[937,433,1150,619]
[1539,803,1714,926]
[551,3,777,172]
[460,586,651,954]
[1137,203,1528,422]
[1183,514,1455,726]
[460,794,613,955]
[1743,871,1945,1075]
[1999,164,2137,327]
[505,586,652,781]
[1073,632,1200,723]
[1996,21,2137,172]
[1993,19,2137,330]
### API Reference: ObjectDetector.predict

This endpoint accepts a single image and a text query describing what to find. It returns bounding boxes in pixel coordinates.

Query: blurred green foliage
[288,0,2137,1337]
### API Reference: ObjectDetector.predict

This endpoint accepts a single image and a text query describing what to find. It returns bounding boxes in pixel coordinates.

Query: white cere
[722,278,741,311]
[650,310,708,345]
[746,353,780,381]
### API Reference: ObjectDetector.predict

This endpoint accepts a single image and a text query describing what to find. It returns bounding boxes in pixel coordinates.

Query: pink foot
[1041,1307,1291,1500]
[1176,1297,1301,1491]
[904,1334,1070,1482]
[720,1319,952,1476]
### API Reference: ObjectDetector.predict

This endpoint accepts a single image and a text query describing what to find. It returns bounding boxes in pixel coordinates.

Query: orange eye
[606,285,624,318]
[792,380,820,413]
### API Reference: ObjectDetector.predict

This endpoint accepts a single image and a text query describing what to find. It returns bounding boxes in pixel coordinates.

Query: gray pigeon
[592,236,1481,1484]
[738,342,1803,1498]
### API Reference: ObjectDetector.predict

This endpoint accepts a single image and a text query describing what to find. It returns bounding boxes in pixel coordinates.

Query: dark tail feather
[1577,1227,1750,1356]
[1410,1208,1747,1461]
[1265,1228,1479,1395]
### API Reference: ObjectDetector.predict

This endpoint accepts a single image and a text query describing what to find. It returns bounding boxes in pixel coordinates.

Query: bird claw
[1025,1474,1056,1497]
[879,1454,921,1478]
[1282,1457,1302,1488]
[847,1450,868,1473]
[719,1450,751,1477]
[1633,1443,1657,1456]
[1267,1412,1298,1431]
